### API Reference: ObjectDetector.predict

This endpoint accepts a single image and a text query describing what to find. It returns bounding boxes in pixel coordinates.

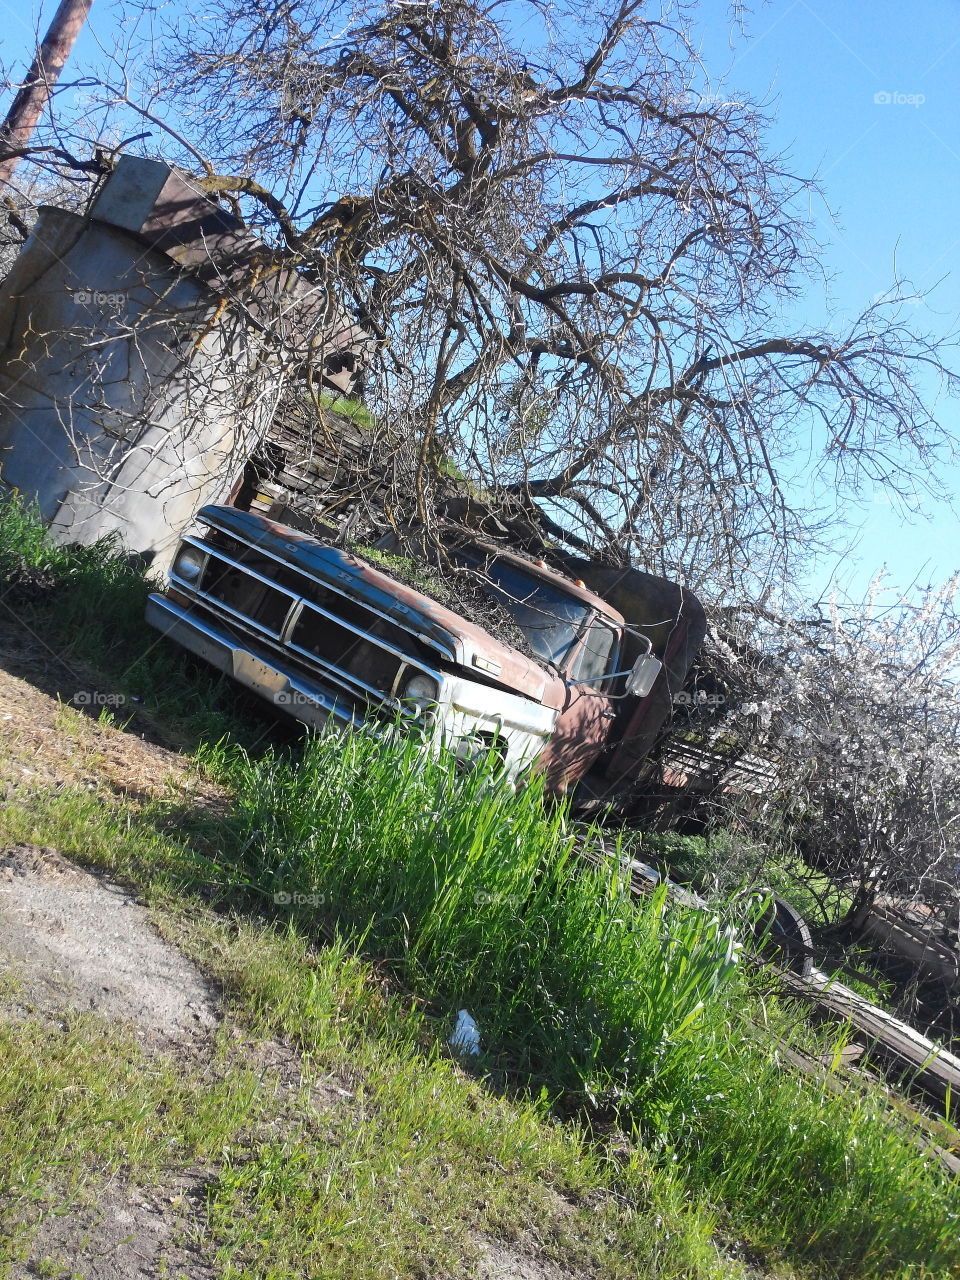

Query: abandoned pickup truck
[145,505,706,810]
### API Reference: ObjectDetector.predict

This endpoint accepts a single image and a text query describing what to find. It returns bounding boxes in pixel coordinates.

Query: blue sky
[6,0,960,601]
[691,1,960,601]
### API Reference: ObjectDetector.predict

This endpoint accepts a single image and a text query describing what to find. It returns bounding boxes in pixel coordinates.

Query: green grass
[205,732,960,1277]
[0,1013,265,1271]
[3,490,960,1278]
[0,493,267,749]
[3,749,958,1278]
[204,732,746,1126]
[318,392,376,429]
[0,801,739,1280]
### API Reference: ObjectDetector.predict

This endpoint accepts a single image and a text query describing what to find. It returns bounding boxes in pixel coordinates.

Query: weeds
[201,731,960,1276]
[207,732,743,1121]
[0,808,738,1280]
[0,1014,263,1268]
[0,492,263,748]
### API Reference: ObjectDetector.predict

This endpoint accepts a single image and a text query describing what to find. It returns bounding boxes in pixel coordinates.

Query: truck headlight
[400,673,439,714]
[172,544,206,583]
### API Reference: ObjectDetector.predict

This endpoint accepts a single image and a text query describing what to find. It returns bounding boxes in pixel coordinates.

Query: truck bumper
[145,593,362,730]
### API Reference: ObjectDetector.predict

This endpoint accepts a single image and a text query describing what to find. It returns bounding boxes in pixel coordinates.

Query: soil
[473,1238,572,1280]
[0,843,219,1048]
[0,840,223,1278]
[12,1178,216,1280]
[0,621,227,809]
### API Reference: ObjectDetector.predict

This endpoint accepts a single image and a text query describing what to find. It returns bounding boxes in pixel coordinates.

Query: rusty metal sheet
[569,564,706,789]
[89,156,371,394]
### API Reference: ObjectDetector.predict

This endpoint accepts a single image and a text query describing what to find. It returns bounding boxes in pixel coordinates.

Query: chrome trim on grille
[145,593,362,729]
[191,521,458,660]
[168,537,445,716]
[291,597,440,675]
[171,538,299,640]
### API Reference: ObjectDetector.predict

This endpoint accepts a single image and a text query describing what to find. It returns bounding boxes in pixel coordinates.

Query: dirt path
[0,843,219,1047]
[0,842,223,1278]
[0,623,233,1277]
[0,839,572,1280]
[0,619,225,807]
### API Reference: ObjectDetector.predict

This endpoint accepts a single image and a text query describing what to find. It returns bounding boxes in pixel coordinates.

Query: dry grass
[0,629,227,811]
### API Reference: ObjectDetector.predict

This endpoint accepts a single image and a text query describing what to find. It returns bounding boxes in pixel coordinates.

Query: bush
[0,491,261,746]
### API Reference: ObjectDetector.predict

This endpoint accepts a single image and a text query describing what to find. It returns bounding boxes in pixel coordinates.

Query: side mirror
[625,653,662,698]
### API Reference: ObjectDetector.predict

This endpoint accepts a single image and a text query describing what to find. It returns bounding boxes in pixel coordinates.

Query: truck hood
[196,506,558,704]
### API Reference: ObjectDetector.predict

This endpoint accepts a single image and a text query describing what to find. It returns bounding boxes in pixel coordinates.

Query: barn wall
[0,155,365,571]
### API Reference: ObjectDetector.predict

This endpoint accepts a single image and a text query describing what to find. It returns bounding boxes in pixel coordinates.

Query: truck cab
[442,539,645,792]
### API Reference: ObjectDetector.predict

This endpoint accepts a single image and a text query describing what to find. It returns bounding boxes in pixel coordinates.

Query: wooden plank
[574,833,960,1170]
[859,906,960,987]
[778,968,960,1104]
[772,1039,960,1175]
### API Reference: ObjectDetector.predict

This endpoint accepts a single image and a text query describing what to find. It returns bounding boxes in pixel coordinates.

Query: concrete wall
[0,205,272,568]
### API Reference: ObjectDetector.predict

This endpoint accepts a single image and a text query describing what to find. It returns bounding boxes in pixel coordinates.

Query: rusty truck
[145,503,706,815]
[148,504,960,1016]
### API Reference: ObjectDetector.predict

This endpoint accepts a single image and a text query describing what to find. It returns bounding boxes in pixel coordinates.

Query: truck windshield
[451,547,590,667]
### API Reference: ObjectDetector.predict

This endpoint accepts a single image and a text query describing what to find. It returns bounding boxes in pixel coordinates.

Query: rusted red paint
[189,505,709,802]
[537,682,615,792]
[338,542,624,790]
[662,767,691,788]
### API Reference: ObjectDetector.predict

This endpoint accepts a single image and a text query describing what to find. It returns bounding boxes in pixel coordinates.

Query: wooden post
[0,0,94,187]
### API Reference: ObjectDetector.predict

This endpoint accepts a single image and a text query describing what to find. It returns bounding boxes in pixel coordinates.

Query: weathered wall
[0,155,364,570]
[0,201,268,568]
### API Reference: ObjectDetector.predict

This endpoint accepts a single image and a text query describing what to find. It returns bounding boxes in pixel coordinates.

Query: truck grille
[202,558,294,638]
[177,534,437,714]
[289,605,406,699]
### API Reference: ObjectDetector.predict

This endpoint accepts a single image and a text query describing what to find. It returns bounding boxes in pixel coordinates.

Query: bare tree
[6,0,959,596]
[148,0,959,587]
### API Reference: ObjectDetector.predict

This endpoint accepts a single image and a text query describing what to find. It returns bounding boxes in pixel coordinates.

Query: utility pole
[0,0,94,188]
